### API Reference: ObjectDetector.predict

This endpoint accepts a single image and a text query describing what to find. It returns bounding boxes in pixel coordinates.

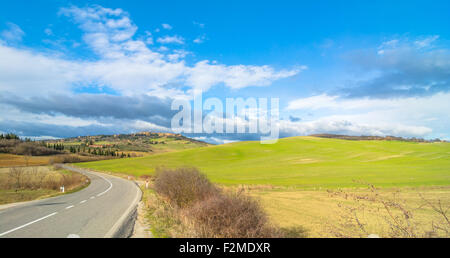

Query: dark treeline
[67,145,129,158]
[310,134,445,143]
[0,133,131,162]
[0,133,62,156]
[0,133,20,140]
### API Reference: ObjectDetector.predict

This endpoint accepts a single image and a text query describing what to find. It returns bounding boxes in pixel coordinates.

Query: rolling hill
[76,136,450,188]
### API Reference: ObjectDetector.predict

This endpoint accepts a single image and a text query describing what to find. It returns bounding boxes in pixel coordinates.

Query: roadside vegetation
[246,184,450,238]
[327,182,450,238]
[142,171,449,238]
[0,165,90,205]
[142,167,307,238]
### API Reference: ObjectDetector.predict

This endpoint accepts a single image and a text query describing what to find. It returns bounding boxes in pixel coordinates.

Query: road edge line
[104,180,142,238]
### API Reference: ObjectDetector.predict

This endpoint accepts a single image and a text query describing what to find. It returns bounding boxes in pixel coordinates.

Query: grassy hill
[77,136,450,188]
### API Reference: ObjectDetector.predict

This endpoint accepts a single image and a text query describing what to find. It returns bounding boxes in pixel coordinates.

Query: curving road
[0,165,141,238]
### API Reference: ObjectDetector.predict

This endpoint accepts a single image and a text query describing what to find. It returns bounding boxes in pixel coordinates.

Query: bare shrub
[328,181,450,238]
[419,194,450,237]
[1,167,88,192]
[53,164,62,170]
[186,191,280,238]
[147,167,294,238]
[0,139,21,153]
[279,226,309,238]
[60,172,86,189]
[50,154,112,164]
[52,155,82,164]
[8,167,25,189]
[13,142,62,156]
[153,167,219,208]
[35,167,46,189]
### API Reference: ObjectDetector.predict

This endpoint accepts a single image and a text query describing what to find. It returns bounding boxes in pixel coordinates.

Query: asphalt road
[0,165,141,238]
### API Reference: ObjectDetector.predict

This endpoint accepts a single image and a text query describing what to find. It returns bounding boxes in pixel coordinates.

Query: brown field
[0,154,53,167]
[0,153,119,168]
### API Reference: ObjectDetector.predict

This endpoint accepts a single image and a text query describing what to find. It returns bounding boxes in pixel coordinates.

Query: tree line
[45,143,130,158]
[0,133,20,140]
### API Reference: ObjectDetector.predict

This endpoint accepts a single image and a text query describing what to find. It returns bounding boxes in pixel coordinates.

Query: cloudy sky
[1,0,449,143]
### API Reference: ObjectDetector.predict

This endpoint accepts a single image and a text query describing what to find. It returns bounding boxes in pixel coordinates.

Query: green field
[77,136,450,188]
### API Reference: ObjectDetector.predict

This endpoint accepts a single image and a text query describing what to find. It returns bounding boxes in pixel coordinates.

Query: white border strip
[95,173,113,197]
[0,212,58,237]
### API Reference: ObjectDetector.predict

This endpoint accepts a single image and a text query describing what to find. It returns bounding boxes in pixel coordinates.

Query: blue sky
[0,0,449,143]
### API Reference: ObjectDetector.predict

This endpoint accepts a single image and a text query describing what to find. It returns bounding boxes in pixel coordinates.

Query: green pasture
[76,136,450,188]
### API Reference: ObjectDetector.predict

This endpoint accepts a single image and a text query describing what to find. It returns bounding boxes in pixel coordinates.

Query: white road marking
[67,234,80,238]
[65,205,74,210]
[90,196,95,199]
[60,165,113,198]
[104,180,141,238]
[0,212,58,237]
[80,200,87,204]
[96,174,113,197]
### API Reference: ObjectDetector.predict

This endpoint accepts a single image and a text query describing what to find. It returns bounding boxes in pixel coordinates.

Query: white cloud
[157,46,169,52]
[157,35,185,44]
[1,22,25,42]
[0,5,303,139]
[193,35,206,44]
[345,35,450,98]
[0,44,83,95]
[131,120,170,132]
[144,31,153,45]
[161,23,172,30]
[193,21,205,28]
[0,104,107,127]
[192,136,238,145]
[167,49,190,61]
[279,118,432,138]
[287,94,428,111]
[414,35,439,49]
[378,36,439,53]
[187,61,305,90]
[285,93,450,139]
[0,5,300,99]
[287,94,339,110]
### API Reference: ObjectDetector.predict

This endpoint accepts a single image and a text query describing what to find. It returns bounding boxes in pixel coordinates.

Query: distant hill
[310,134,445,143]
[0,132,210,166]
[46,132,210,156]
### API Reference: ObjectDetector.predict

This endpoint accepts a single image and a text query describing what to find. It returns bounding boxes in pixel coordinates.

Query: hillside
[0,132,210,167]
[310,134,445,143]
[77,136,450,188]
[46,132,210,156]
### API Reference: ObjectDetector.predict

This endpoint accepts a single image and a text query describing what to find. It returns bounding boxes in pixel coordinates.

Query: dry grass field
[248,186,450,237]
[0,154,53,167]
[0,166,89,205]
